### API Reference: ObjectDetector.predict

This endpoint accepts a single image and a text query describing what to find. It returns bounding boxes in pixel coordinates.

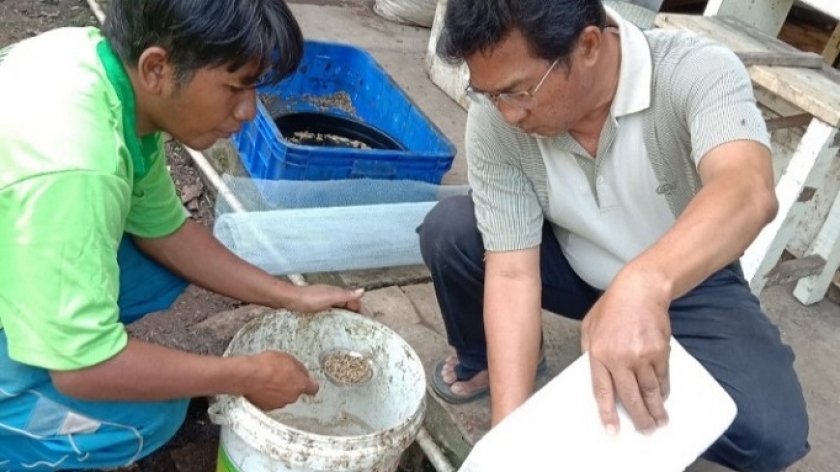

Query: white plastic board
[459,338,737,472]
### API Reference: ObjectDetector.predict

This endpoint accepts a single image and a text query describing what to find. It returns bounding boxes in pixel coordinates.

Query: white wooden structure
[705,0,840,66]
[704,0,840,37]
[655,14,840,304]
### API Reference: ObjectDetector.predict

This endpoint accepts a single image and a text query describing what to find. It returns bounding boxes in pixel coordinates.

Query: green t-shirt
[0,28,187,370]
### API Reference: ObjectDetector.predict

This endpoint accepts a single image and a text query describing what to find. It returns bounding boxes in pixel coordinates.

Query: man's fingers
[580,322,590,353]
[654,352,671,402]
[590,360,619,436]
[636,365,668,429]
[291,356,319,396]
[337,288,364,311]
[344,299,363,313]
[613,368,657,434]
[303,375,320,396]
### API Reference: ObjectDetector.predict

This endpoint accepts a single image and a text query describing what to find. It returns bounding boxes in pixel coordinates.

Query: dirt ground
[0,0,95,44]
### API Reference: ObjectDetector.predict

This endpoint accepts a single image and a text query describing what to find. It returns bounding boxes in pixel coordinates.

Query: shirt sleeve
[124,136,188,238]
[466,103,544,252]
[1,172,129,370]
[670,40,771,165]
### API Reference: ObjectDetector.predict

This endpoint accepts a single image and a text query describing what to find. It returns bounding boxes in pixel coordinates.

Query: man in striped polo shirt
[419,1,809,470]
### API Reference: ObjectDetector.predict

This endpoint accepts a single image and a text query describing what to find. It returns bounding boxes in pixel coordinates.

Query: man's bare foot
[440,354,489,399]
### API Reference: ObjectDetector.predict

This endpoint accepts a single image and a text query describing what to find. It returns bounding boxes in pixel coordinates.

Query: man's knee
[418,195,479,266]
[74,397,189,467]
[135,398,190,455]
[707,383,809,471]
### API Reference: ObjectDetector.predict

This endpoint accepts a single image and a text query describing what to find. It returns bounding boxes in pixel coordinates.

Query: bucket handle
[207,396,233,426]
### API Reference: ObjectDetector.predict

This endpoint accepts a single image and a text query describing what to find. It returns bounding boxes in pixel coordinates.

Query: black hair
[437,0,606,66]
[102,0,304,85]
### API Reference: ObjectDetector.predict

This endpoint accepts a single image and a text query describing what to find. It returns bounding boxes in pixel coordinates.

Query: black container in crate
[232,40,457,184]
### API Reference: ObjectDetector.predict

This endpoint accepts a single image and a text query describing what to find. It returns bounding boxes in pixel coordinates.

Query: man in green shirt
[0,0,364,469]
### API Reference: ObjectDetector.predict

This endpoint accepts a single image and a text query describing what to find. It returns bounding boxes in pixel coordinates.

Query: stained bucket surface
[210,309,426,472]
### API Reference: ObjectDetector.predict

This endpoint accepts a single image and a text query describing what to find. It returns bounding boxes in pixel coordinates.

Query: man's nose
[233,89,257,122]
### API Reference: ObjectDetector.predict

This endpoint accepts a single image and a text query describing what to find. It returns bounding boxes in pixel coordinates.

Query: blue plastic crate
[231,40,456,184]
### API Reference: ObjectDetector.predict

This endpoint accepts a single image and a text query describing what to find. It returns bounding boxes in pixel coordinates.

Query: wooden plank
[748,67,840,127]
[655,13,840,126]
[780,18,833,56]
[823,22,840,66]
[736,51,825,69]
[656,14,778,52]
[765,113,813,131]
[755,86,805,116]
[716,16,804,54]
[787,146,840,256]
[763,254,826,288]
[793,126,840,304]
[703,0,794,36]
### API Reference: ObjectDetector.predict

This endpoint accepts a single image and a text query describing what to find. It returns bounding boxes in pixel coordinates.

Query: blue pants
[0,236,190,471]
[418,196,810,472]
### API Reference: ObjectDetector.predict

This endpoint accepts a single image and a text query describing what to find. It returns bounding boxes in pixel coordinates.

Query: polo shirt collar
[96,39,159,180]
[605,5,653,117]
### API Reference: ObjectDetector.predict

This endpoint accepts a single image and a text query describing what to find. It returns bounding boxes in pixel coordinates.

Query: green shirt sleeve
[125,136,188,238]
[0,141,186,371]
[1,173,130,370]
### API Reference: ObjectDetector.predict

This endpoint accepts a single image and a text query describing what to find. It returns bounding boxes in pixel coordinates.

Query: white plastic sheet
[459,339,737,472]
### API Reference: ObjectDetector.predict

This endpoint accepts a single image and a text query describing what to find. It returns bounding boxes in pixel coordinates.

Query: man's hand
[50,339,320,406]
[581,270,672,435]
[285,284,365,314]
[242,351,319,410]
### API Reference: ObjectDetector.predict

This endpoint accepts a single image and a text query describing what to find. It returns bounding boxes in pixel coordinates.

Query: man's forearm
[135,219,297,308]
[622,158,777,301]
[485,249,543,426]
[50,339,250,401]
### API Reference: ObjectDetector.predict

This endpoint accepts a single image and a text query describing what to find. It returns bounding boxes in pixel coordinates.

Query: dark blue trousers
[418,195,809,472]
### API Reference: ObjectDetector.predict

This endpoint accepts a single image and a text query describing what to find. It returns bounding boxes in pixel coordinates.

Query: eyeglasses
[465,57,561,109]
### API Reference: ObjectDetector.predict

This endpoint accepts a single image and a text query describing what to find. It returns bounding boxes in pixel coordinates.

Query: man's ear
[135,46,173,96]
[576,26,604,68]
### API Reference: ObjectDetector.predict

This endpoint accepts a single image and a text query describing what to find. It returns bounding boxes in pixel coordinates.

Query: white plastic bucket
[209,309,427,472]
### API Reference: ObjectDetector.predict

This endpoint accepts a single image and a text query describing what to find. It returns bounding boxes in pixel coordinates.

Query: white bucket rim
[209,308,427,458]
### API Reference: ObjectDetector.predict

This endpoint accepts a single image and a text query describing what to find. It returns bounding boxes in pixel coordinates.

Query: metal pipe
[417,427,457,472]
[183,146,247,213]
[85,0,105,23]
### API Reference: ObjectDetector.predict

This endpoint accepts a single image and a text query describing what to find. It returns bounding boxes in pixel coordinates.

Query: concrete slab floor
[279,1,840,470]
